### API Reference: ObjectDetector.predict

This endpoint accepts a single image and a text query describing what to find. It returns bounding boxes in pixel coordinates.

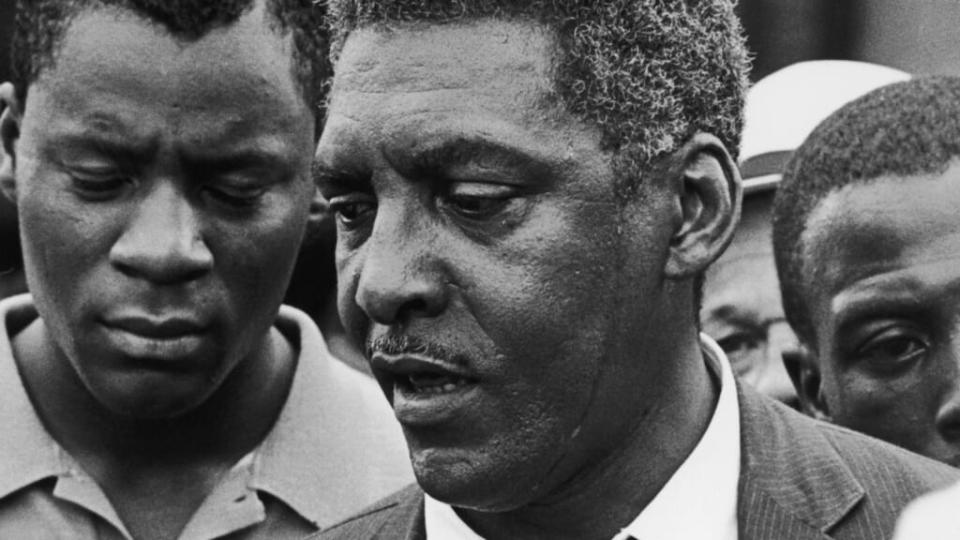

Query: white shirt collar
[424,334,740,540]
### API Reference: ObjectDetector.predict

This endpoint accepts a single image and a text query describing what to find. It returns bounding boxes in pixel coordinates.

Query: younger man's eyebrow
[47,131,158,165]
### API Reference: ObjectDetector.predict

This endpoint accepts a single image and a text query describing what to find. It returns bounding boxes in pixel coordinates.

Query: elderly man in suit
[311,1,957,539]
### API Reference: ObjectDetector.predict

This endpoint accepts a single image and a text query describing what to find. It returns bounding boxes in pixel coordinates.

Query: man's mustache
[366,333,465,367]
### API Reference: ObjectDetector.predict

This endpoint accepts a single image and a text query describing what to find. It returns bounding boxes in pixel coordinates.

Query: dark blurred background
[740,0,960,80]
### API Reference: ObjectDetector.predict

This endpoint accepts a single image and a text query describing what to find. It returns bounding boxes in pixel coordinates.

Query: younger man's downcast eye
[204,185,267,208]
[203,177,272,209]
[69,171,131,201]
[853,326,929,375]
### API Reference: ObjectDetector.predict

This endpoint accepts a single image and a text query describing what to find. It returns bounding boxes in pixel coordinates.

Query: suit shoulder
[816,420,958,494]
[309,484,424,540]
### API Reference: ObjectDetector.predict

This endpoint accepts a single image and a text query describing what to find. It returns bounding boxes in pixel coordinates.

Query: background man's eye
[717,332,765,376]
[717,333,763,355]
[855,331,929,374]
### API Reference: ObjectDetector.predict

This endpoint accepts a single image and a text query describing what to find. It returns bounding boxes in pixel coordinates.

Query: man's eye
[328,195,377,228]
[443,182,517,218]
[206,184,267,208]
[70,174,129,200]
[717,332,763,355]
[716,332,765,375]
[854,328,928,375]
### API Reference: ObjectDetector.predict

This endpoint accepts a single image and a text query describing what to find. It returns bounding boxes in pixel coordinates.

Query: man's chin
[413,459,535,513]
[91,383,210,420]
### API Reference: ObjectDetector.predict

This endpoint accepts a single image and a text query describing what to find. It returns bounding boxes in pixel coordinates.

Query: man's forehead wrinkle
[335,21,555,92]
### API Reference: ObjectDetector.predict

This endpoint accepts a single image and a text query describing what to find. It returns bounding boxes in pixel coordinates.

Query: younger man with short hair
[703,60,909,406]
[0,1,411,538]
[773,76,960,465]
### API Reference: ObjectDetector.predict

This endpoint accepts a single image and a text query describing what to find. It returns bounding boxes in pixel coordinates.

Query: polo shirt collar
[0,295,369,531]
[251,304,410,529]
[0,294,62,502]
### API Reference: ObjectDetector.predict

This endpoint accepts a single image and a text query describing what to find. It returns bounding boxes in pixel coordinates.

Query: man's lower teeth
[411,381,461,393]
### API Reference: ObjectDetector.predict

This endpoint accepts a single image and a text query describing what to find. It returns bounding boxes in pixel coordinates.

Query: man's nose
[354,206,448,326]
[109,182,213,284]
[934,337,960,445]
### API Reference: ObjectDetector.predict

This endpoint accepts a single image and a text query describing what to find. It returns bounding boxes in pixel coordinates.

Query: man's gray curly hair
[324,0,750,188]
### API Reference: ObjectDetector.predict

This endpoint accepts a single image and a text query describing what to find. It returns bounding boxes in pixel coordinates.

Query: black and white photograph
[1,1,960,539]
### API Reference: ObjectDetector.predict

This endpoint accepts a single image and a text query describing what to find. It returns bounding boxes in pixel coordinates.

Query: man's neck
[11,318,297,469]
[458,332,719,540]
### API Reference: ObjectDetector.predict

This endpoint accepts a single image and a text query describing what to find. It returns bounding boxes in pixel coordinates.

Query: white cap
[740,60,911,193]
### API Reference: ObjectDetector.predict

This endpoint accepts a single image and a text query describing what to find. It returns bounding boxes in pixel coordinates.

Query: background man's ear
[782,343,831,421]
[664,133,742,279]
[0,82,23,203]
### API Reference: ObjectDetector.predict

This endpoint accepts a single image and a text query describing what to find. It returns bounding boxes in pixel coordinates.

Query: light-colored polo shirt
[424,334,740,540]
[0,294,413,539]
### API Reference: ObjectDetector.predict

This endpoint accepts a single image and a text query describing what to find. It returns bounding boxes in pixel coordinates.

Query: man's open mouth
[370,352,477,397]
[400,372,473,394]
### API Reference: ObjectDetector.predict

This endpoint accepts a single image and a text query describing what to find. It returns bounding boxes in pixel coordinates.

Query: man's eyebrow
[312,160,362,189]
[47,131,158,164]
[831,276,938,331]
[389,137,548,175]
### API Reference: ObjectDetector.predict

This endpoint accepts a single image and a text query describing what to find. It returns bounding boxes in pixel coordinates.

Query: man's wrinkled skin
[703,190,798,405]
[316,20,740,540]
[793,165,960,466]
[0,3,315,537]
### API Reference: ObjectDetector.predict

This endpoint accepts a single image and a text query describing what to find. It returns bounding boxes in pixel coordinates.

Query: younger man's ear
[782,344,831,421]
[0,82,23,203]
[664,133,742,279]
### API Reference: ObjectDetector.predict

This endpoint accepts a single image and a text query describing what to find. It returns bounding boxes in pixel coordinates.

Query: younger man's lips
[103,315,206,339]
[99,315,211,363]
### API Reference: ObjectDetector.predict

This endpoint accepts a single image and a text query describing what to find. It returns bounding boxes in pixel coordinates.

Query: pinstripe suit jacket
[309,383,958,540]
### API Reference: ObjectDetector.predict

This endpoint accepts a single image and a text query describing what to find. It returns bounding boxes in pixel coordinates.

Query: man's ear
[663,133,742,278]
[782,343,831,421]
[0,82,23,204]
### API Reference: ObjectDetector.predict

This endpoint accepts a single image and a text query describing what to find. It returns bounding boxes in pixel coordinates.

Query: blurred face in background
[702,189,798,405]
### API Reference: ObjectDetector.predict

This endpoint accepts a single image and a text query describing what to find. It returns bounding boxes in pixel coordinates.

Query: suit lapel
[372,486,426,540]
[736,384,864,540]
